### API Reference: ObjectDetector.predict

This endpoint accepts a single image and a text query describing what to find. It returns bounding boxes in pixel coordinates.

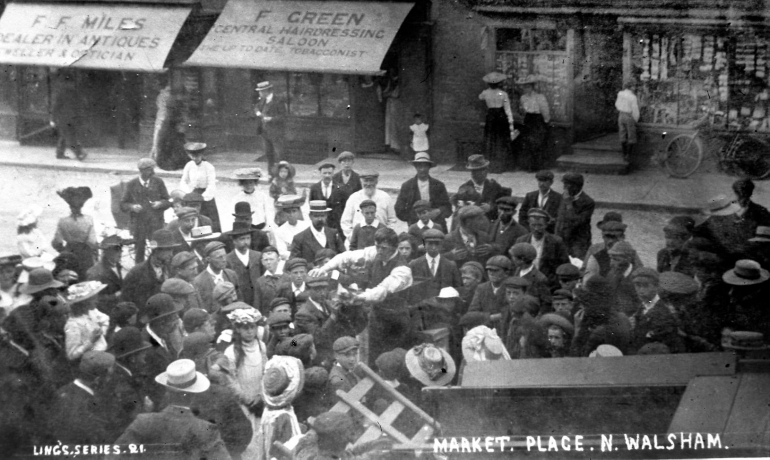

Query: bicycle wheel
[664,134,704,178]
[730,137,770,180]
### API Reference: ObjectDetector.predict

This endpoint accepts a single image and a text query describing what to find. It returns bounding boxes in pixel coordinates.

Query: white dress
[410,123,429,152]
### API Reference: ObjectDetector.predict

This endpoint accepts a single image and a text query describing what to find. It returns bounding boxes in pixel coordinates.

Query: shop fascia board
[8,0,199,4]
[473,5,763,19]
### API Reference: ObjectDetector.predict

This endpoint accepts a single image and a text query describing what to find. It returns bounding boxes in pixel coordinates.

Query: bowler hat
[20,268,64,295]
[233,201,254,218]
[226,221,256,238]
[723,259,770,286]
[79,351,115,378]
[149,230,181,250]
[109,326,151,359]
[308,200,332,213]
[155,359,210,393]
[411,152,434,165]
[144,293,182,323]
[333,336,359,353]
[465,154,490,170]
[596,211,623,229]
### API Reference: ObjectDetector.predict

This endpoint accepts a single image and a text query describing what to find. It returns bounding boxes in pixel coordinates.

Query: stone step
[556,150,629,175]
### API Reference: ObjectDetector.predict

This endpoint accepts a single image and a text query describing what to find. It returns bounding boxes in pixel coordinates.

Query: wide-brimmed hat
[155,359,210,393]
[375,348,407,381]
[411,152,435,165]
[462,325,510,363]
[57,186,93,208]
[262,355,304,406]
[515,75,539,85]
[308,200,332,213]
[20,268,64,295]
[465,154,490,171]
[723,259,770,286]
[704,195,740,216]
[233,167,263,181]
[539,313,574,336]
[149,230,181,250]
[482,71,508,84]
[722,331,769,350]
[749,226,770,243]
[17,206,42,227]
[184,142,207,153]
[255,81,273,92]
[109,326,152,359]
[226,221,257,238]
[405,343,456,387]
[21,256,56,272]
[186,226,222,243]
[227,308,263,325]
[64,281,107,305]
[143,293,183,324]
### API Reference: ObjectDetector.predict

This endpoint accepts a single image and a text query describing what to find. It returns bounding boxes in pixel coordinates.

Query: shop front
[0,1,193,148]
[178,0,419,164]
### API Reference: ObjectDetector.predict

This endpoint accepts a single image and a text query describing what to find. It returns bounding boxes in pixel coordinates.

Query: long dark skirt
[483,108,511,173]
[156,114,188,171]
[194,190,222,233]
[519,113,548,172]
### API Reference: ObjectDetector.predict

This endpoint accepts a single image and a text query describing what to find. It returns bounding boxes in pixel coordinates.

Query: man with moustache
[122,230,180,320]
[121,158,171,263]
[291,201,344,266]
[394,152,453,233]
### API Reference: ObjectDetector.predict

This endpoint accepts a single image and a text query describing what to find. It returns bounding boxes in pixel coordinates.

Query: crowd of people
[1,145,769,459]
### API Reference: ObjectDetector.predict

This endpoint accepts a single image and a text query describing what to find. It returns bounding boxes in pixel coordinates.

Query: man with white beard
[339,172,398,245]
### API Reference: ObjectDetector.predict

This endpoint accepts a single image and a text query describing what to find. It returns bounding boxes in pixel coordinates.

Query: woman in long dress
[154,88,188,171]
[479,72,514,173]
[516,75,551,172]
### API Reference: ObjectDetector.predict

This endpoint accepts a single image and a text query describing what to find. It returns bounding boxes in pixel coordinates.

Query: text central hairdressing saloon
[180,0,414,162]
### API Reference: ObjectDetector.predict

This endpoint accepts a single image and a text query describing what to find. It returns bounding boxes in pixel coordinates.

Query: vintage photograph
[0,0,768,458]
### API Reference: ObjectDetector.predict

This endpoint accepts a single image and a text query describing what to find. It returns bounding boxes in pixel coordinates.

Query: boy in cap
[310,163,346,231]
[468,255,511,333]
[518,170,562,233]
[444,205,497,268]
[629,267,683,354]
[332,151,362,199]
[340,171,398,240]
[552,289,575,318]
[510,242,552,315]
[183,308,216,340]
[407,200,446,251]
[556,263,581,292]
[515,208,570,288]
[121,158,171,263]
[255,246,290,314]
[161,277,198,315]
[555,172,595,259]
[193,242,241,313]
[584,220,642,280]
[275,257,310,312]
[328,336,361,395]
[349,199,386,250]
[490,196,528,256]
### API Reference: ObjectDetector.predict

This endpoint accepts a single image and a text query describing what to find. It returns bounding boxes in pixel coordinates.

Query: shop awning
[0,3,191,72]
[184,0,414,75]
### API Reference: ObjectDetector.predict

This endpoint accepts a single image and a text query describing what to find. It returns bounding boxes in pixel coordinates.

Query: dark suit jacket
[51,381,110,444]
[518,189,562,233]
[309,181,347,230]
[408,255,461,303]
[86,258,123,297]
[489,219,529,256]
[442,229,497,268]
[275,282,309,314]
[193,268,241,314]
[290,226,345,266]
[140,326,180,406]
[394,176,453,231]
[225,250,262,309]
[468,281,507,335]
[407,222,446,246]
[332,170,362,201]
[257,95,287,141]
[555,192,596,258]
[349,222,386,251]
[122,259,165,319]
[515,233,570,287]
[120,176,171,237]
[51,82,80,123]
[514,266,553,315]
[460,179,509,221]
[255,273,291,316]
[116,406,231,459]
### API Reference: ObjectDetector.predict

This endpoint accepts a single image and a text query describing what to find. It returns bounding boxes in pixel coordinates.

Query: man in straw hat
[693,194,745,262]
[340,171,398,241]
[193,242,241,313]
[116,359,231,459]
[723,259,770,337]
[122,229,180,313]
[395,152,453,232]
[121,157,171,263]
[460,154,509,222]
[274,194,310,260]
[310,162,346,232]
[254,80,287,174]
[290,200,345,266]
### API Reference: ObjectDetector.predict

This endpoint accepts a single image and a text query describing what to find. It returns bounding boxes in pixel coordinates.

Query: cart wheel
[665,134,703,178]
[732,137,770,180]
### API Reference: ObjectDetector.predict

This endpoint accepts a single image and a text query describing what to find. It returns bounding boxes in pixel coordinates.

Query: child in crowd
[407,200,444,255]
[328,336,360,395]
[223,308,267,421]
[552,289,575,320]
[269,161,305,226]
[348,200,385,250]
[409,113,429,154]
[397,232,418,261]
[256,355,304,460]
[17,206,58,260]
[266,310,293,357]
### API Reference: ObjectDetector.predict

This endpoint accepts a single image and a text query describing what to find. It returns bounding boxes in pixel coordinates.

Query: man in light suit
[518,170,562,233]
[395,152,453,233]
[408,229,461,304]
[309,163,346,232]
[516,208,570,289]
[290,200,345,266]
[193,242,241,313]
[120,158,171,263]
[555,172,596,259]
[224,222,262,309]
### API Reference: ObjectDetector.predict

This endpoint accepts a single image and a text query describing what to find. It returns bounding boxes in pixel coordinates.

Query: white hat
[155,359,210,393]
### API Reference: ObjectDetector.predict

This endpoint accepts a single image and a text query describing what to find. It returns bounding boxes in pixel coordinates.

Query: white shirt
[340,189,398,238]
[519,265,534,277]
[318,246,412,303]
[520,92,551,123]
[293,282,306,297]
[418,178,430,201]
[73,379,95,396]
[417,220,435,230]
[207,266,224,285]
[275,220,310,260]
[410,123,429,151]
[615,89,640,122]
[538,190,550,208]
[146,324,168,352]
[308,297,327,315]
[310,224,327,248]
[180,161,216,201]
[230,189,275,233]
[531,235,545,269]
[426,254,440,276]
[641,295,660,316]
[235,249,250,267]
[321,181,333,199]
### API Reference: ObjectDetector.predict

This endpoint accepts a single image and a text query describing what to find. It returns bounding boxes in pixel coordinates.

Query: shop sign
[185,0,414,74]
[0,3,191,71]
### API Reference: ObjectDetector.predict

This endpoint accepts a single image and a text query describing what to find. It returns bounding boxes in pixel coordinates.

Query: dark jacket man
[332,169,362,201]
[193,268,241,314]
[395,174,453,232]
[122,259,167,319]
[515,232,570,287]
[459,178,508,222]
[121,168,171,263]
[225,249,262,309]
[408,254,461,303]
[519,189,562,233]
[309,179,347,231]
[290,226,345,267]
[555,174,595,259]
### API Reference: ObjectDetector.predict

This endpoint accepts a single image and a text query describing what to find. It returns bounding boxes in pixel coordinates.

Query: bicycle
[662,115,770,180]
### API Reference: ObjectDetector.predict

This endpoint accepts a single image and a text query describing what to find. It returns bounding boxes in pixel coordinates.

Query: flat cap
[137,158,156,170]
[359,171,380,179]
[337,151,355,162]
[562,172,585,186]
[171,251,198,269]
[175,206,198,219]
[496,196,517,208]
[285,257,308,273]
[269,297,292,312]
[511,295,539,314]
[458,311,490,328]
[182,192,205,203]
[503,276,531,289]
[221,301,253,313]
[182,308,209,332]
[212,281,236,302]
[375,348,407,381]
[413,200,431,212]
[486,255,512,270]
[304,366,330,388]
[161,278,196,296]
[457,205,485,221]
[359,199,377,210]
[659,271,699,294]
[552,289,574,300]
[631,267,660,283]
[262,245,279,255]
[510,243,537,262]
[305,275,330,288]
[333,336,360,353]
[79,350,115,377]
[422,229,445,241]
[535,170,555,181]
[527,208,551,220]
[203,241,226,257]
[608,241,636,258]
[314,411,356,436]
[267,311,292,327]
[460,261,485,280]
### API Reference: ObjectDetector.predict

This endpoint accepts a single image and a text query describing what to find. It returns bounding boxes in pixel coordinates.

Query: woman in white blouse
[515,75,551,172]
[180,142,222,233]
[478,72,514,173]
[64,281,109,361]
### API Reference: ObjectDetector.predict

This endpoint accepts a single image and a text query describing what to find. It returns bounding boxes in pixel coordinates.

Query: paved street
[1,163,672,268]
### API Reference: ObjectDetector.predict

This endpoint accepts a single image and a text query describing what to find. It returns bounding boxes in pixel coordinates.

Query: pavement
[0,140,766,213]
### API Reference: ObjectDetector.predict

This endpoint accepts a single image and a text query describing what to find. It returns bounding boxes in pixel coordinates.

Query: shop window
[495,28,570,123]
[260,72,349,119]
[0,65,16,114]
[20,67,49,115]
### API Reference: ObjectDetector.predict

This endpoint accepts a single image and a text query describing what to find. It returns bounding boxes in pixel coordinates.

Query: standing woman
[52,187,97,282]
[479,72,514,174]
[515,75,551,172]
[180,142,222,233]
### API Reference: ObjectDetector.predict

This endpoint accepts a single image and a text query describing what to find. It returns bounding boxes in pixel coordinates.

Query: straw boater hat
[276,194,303,209]
[255,81,273,92]
[704,194,740,216]
[64,281,107,305]
[21,256,56,272]
[155,359,210,393]
[233,167,263,181]
[722,331,768,350]
[405,343,456,387]
[482,71,508,84]
[749,226,770,243]
[308,200,332,213]
[186,226,222,243]
[515,75,539,85]
[465,154,490,171]
[411,152,435,165]
[722,259,770,286]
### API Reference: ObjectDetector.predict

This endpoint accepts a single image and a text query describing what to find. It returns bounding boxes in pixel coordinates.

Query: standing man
[225,222,262,310]
[309,163,346,232]
[193,242,241,313]
[122,230,180,320]
[254,81,287,175]
[460,155,509,222]
[395,152,453,233]
[121,158,171,263]
[408,229,461,303]
[615,80,640,165]
[489,196,528,256]
[50,70,85,161]
[555,173,595,259]
[291,201,345,265]
[518,170,562,233]
[332,151,362,200]
[340,172,398,240]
